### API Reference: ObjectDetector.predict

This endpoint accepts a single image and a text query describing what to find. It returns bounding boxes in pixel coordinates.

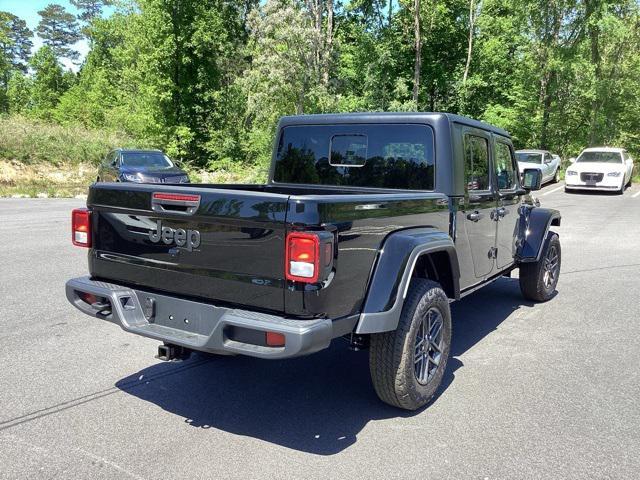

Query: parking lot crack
[0,358,213,432]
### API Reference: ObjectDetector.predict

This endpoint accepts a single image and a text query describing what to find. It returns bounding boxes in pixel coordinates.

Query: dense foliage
[1,0,640,174]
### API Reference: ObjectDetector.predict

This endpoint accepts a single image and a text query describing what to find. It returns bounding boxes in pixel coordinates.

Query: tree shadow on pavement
[116,277,535,455]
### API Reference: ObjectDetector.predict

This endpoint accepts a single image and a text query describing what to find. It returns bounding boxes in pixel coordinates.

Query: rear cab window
[273,124,435,190]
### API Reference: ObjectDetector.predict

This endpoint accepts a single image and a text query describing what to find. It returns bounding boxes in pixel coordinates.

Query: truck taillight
[72,208,92,247]
[286,232,320,283]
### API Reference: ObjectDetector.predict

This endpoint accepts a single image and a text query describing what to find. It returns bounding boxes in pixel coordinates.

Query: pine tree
[37,4,81,61]
[0,12,33,72]
[71,0,111,23]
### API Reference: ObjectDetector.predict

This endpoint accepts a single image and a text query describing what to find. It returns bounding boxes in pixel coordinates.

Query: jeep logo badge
[148,220,201,251]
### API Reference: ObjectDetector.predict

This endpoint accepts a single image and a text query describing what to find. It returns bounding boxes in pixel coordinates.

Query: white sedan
[565,147,634,193]
[516,149,560,185]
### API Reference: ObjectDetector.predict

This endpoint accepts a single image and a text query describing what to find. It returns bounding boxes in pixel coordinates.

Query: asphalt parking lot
[1,182,639,479]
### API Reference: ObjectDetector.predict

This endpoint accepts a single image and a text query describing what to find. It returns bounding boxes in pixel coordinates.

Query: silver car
[515,149,560,185]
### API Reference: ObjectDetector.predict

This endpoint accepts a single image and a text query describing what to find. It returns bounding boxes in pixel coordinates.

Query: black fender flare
[517,206,561,263]
[354,228,460,334]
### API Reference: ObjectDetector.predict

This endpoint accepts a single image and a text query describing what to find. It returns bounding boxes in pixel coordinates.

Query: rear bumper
[66,276,333,359]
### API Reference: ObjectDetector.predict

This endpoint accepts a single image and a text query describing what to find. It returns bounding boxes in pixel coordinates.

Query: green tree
[0,12,33,111]
[71,0,111,23]
[6,70,32,113]
[37,4,81,61]
[0,12,33,72]
[29,45,66,118]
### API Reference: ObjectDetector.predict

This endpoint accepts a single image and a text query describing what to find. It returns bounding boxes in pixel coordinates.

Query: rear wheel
[369,279,452,410]
[519,232,561,302]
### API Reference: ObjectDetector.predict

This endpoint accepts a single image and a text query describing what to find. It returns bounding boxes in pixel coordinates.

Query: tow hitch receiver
[156,343,191,361]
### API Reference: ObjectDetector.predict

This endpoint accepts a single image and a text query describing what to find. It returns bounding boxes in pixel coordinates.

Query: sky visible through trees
[1,0,640,173]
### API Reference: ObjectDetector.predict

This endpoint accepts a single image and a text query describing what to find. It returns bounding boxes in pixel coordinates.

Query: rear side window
[464,134,489,191]
[273,124,435,190]
[494,141,518,190]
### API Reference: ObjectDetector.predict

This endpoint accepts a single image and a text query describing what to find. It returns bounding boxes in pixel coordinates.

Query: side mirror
[111,160,117,167]
[522,168,542,191]
[569,157,576,164]
[544,158,552,164]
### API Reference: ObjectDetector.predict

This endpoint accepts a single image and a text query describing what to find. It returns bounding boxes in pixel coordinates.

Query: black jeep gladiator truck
[67,113,561,410]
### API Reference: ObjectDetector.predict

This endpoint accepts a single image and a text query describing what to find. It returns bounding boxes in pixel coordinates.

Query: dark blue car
[97,149,190,184]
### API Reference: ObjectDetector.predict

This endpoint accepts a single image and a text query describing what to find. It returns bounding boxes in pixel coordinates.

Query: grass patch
[183,162,268,184]
[0,115,267,197]
[0,114,143,166]
[0,159,267,198]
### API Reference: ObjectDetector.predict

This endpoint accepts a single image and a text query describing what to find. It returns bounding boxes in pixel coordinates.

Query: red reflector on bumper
[265,332,286,347]
[81,292,98,305]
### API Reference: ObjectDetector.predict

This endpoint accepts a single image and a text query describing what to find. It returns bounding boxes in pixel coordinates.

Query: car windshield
[516,152,543,164]
[121,152,173,168]
[577,151,622,163]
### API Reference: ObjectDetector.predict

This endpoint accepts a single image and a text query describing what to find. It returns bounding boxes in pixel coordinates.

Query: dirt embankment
[0,159,96,198]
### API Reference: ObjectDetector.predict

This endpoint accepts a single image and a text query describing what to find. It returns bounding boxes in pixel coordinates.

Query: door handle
[467,211,484,222]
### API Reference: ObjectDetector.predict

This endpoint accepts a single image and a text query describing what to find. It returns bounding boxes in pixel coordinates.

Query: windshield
[121,152,173,168]
[516,152,543,164]
[577,151,622,163]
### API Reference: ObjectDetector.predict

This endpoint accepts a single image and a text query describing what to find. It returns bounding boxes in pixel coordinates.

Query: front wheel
[519,232,561,302]
[553,168,560,183]
[369,279,452,410]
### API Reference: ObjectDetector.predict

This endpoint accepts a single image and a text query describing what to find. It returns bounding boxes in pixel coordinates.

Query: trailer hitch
[156,343,191,361]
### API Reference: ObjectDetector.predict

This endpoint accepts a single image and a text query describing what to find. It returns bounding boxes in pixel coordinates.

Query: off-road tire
[369,279,452,410]
[519,232,561,302]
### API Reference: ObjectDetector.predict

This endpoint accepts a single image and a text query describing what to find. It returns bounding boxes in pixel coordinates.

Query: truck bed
[87,182,450,319]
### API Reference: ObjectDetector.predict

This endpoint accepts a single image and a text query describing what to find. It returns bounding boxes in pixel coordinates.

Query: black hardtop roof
[278,112,510,138]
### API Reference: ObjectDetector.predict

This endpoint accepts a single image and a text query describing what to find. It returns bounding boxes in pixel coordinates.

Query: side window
[464,134,490,191]
[494,142,517,190]
[544,153,552,163]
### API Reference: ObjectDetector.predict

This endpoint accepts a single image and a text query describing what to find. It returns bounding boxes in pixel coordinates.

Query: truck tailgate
[87,183,289,312]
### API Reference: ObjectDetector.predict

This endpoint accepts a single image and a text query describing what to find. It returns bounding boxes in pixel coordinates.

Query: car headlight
[607,171,622,177]
[566,170,577,176]
[122,173,142,182]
